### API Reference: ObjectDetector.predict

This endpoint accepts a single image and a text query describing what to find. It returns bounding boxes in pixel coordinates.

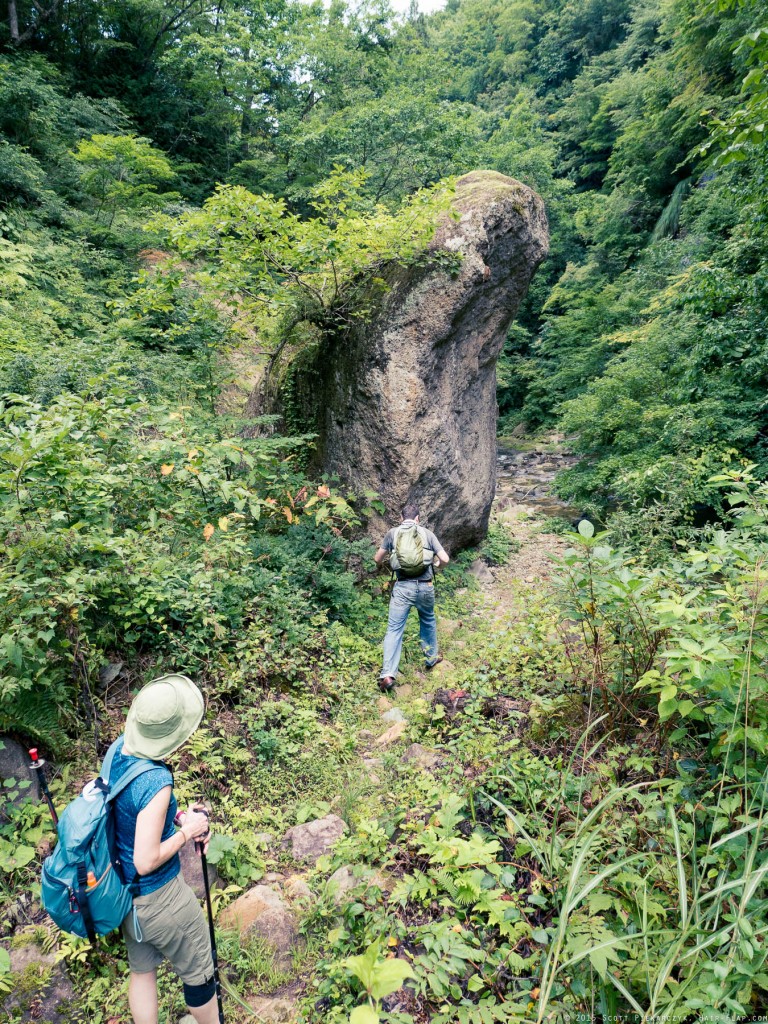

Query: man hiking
[375,503,450,691]
[113,674,219,1024]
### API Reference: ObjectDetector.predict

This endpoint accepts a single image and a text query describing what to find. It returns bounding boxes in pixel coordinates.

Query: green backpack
[391,524,433,578]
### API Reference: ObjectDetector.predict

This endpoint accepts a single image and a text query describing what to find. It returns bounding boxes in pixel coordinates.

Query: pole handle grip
[194,807,210,853]
[29,748,48,771]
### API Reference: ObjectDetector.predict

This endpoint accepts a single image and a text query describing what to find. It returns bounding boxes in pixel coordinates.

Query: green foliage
[704,2,768,165]
[3,5,768,1023]
[147,168,455,352]
[73,133,178,226]
[4,0,763,533]
[480,521,518,566]
[343,938,416,1022]
[0,383,365,745]
[217,929,293,992]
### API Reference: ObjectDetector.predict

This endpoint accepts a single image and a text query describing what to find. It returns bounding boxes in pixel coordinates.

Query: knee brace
[183,976,216,1008]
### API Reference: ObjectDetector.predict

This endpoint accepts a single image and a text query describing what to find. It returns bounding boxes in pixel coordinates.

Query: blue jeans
[381,580,438,679]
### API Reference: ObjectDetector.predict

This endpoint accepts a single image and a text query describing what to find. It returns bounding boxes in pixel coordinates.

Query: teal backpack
[391,523,434,578]
[41,740,159,941]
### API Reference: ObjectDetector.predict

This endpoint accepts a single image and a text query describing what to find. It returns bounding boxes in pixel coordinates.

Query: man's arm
[374,530,392,566]
[429,531,449,567]
[374,547,389,566]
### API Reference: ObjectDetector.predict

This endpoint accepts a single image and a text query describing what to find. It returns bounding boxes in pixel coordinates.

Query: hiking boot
[379,676,396,692]
[425,656,443,671]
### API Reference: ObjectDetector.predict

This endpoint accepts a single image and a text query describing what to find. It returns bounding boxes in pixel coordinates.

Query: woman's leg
[128,969,159,1024]
[187,994,219,1024]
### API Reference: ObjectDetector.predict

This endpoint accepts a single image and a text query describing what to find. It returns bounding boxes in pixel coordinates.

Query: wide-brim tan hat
[124,674,204,760]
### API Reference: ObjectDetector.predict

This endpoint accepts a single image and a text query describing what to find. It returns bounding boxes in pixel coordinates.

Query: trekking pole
[28,748,58,826]
[195,810,224,1024]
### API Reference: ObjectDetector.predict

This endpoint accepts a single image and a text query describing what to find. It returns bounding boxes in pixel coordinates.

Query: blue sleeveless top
[109,736,180,896]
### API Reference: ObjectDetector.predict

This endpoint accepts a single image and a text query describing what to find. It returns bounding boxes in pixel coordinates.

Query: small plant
[218,929,293,994]
[481,521,520,565]
[0,946,11,995]
[342,939,415,1024]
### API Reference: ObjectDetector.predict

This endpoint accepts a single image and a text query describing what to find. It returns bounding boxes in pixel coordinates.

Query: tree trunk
[240,76,255,160]
[8,0,20,42]
[9,0,62,45]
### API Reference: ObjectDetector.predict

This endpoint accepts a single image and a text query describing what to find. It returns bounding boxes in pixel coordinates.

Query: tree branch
[148,0,214,56]
[10,0,62,44]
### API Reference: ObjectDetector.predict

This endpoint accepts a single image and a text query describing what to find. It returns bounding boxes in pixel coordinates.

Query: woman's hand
[179,806,210,848]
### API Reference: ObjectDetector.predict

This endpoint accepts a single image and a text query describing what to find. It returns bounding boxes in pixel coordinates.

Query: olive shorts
[122,873,213,984]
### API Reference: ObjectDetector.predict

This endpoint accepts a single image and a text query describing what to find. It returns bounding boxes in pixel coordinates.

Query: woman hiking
[112,673,218,1024]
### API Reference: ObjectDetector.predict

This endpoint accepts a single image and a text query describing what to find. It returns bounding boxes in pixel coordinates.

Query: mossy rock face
[250,169,548,553]
[2,942,76,1023]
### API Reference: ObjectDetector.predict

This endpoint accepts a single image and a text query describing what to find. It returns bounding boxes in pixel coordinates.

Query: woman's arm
[133,787,210,876]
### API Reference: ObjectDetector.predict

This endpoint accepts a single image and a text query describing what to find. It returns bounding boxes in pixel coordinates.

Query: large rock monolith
[253,170,548,551]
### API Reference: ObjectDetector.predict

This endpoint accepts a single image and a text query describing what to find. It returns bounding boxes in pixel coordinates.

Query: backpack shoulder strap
[107,760,165,802]
[417,525,434,557]
[99,738,123,784]
[99,740,166,802]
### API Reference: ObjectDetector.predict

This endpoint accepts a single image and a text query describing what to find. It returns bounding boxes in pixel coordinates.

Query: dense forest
[2,0,768,1022]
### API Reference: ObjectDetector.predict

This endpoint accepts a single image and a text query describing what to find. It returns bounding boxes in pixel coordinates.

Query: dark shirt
[109,736,179,896]
[382,521,446,582]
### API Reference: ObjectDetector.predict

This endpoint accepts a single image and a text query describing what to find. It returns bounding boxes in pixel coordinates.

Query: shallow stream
[495,438,580,521]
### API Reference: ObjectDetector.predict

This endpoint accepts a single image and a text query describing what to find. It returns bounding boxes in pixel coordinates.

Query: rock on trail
[281,813,347,863]
[218,885,298,968]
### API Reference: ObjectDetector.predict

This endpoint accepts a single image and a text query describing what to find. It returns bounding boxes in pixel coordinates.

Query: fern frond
[454,880,482,906]
[1,683,72,751]
[433,869,459,902]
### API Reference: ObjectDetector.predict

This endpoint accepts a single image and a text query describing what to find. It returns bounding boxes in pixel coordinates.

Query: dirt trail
[481,434,576,615]
[215,436,577,1023]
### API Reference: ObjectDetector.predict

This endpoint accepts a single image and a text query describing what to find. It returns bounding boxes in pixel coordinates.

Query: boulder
[252,170,548,552]
[402,743,441,769]
[327,865,391,905]
[468,559,494,584]
[284,875,313,901]
[374,721,408,748]
[281,814,347,863]
[246,994,298,1022]
[179,839,219,900]
[217,886,298,967]
[377,695,393,713]
[427,659,455,678]
[381,707,406,724]
[97,661,123,688]
[328,864,358,905]
[2,941,75,1022]
[0,738,39,808]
